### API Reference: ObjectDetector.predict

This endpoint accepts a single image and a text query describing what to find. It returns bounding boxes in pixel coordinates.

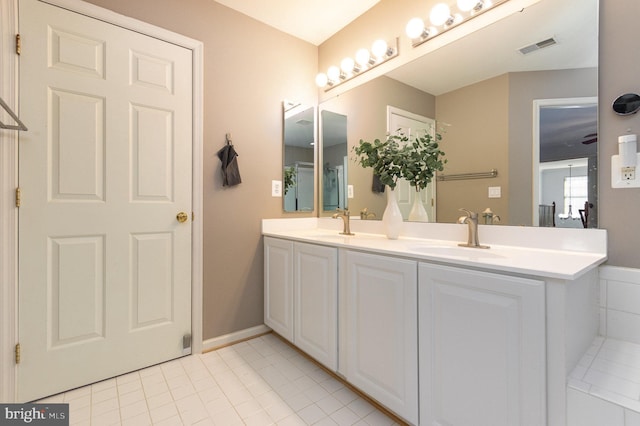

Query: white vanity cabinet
[264,237,338,370]
[293,242,338,370]
[419,263,546,426]
[264,237,294,342]
[340,250,419,425]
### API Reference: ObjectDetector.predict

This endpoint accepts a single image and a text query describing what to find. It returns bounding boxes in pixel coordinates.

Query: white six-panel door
[18,0,193,402]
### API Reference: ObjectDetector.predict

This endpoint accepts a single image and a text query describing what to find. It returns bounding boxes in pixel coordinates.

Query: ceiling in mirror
[386,0,597,96]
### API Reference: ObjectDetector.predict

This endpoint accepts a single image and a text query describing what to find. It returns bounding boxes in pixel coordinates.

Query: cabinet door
[294,242,338,370]
[264,237,294,342]
[342,250,418,425]
[419,263,546,426]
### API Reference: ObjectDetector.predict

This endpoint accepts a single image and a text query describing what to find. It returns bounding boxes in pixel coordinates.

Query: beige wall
[435,74,510,224]
[508,68,597,226]
[82,0,318,340]
[599,0,640,268]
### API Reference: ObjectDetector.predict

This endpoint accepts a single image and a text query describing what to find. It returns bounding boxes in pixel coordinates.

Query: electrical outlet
[611,154,640,188]
[488,186,501,198]
[271,180,282,197]
[622,166,636,181]
[347,185,354,198]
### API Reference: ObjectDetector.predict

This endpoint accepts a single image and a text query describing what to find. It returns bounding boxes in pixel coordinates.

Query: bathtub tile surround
[600,266,640,343]
[37,333,399,425]
[567,266,640,426]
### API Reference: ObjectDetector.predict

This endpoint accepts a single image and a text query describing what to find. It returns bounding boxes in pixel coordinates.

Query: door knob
[176,212,188,223]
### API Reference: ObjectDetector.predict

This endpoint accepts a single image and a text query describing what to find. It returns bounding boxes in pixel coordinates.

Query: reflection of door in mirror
[321,110,348,211]
[283,102,315,212]
[388,106,436,222]
[533,98,597,228]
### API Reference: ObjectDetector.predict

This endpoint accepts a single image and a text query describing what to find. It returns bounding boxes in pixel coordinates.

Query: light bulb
[453,13,464,24]
[430,3,452,26]
[406,17,426,39]
[340,57,355,74]
[355,48,371,67]
[457,0,478,12]
[315,73,328,88]
[371,39,388,59]
[327,66,341,82]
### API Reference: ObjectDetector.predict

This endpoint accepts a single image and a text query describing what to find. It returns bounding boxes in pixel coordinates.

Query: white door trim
[0,0,204,402]
[0,0,20,405]
[532,97,597,226]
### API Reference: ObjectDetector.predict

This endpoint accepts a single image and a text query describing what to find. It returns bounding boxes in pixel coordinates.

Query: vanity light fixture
[457,0,491,12]
[407,0,508,48]
[430,3,455,26]
[315,38,399,91]
[355,48,375,69]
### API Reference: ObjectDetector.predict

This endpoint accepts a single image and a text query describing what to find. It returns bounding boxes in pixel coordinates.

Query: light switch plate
[488,186,501,198]
[347,185,354,198]
[271,180,282,197]
[612,154,640,188]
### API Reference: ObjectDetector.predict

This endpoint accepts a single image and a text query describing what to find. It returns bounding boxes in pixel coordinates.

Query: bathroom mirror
[320,110,348,211]
[612,93,640,116]
[283,102,315,212]
[319,0,598,227]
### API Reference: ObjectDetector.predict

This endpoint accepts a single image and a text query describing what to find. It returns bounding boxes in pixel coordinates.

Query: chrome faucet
[458,209,489,249]
[332,208,354,235]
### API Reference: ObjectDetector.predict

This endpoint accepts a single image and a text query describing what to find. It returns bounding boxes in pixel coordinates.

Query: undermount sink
[407,244,505,259]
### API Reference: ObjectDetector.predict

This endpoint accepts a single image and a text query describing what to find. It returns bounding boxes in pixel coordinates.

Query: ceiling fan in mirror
[582,133,597,145]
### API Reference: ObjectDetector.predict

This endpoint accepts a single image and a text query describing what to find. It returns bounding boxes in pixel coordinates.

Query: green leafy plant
[283,166,296,195]
[353,129,446,190]
[401,131,447,191]
[352,134,405,189]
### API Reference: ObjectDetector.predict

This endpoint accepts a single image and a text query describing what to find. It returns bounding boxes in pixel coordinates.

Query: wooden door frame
[0,0,204,402]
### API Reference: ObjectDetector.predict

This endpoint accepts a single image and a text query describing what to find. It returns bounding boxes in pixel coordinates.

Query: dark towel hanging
[372,174,385,193]
[217,133,242,187]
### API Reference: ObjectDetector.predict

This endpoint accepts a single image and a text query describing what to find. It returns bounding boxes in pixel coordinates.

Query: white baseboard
[202,324,271,352]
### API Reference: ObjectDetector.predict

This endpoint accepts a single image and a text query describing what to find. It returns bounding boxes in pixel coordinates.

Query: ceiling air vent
[518,37,558,55]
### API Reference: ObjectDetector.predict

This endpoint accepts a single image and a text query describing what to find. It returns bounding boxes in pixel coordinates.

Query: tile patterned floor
[569,336,640,413]
[37,333,401,425]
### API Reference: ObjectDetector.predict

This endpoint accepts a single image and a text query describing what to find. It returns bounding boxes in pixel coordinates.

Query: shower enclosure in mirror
[320,110,348,211]
[283,102,315,212]
[317,0,597,227]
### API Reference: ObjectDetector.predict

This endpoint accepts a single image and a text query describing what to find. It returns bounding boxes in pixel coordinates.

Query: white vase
[382,187,403,239]
[408,193,429,222]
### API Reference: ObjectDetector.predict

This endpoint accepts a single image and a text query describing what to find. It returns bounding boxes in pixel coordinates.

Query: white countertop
[262,218,607,280]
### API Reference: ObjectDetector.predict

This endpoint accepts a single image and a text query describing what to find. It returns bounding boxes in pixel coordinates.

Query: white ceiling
[214,0,380,46]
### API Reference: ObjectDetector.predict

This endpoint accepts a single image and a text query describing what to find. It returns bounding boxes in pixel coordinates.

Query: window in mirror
[283,103,315,212]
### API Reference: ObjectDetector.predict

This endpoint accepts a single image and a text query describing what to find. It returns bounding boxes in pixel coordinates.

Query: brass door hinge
[15,343,21,364]
[16,34,21,55]
[15,188,21,208]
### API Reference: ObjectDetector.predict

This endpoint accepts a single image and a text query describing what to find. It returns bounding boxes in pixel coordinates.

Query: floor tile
[36,333,398,425]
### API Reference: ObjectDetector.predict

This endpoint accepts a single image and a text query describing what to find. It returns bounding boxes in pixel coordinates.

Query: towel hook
[225,133,233,145]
